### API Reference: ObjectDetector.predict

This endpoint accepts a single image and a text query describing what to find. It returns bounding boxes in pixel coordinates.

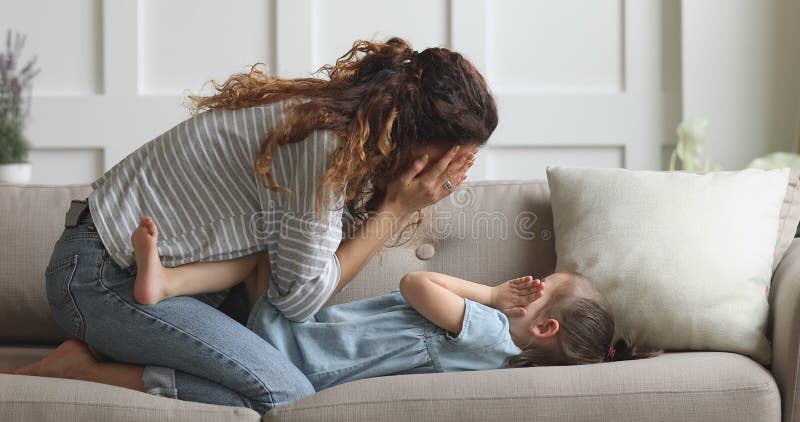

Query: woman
[1,37,498,415]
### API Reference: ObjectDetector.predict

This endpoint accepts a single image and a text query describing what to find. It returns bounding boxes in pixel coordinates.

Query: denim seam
[46,254,85,340]
[445,299,473,345]
[61,232,102,242]
[66,256,86,340]
[423,336,443,373]
[146,386,178,398]
[45,254,79,276]
[96,256,276,407]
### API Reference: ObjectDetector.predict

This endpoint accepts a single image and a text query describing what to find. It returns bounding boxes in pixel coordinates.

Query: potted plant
[0,30,39,183]
[669,117,722,171]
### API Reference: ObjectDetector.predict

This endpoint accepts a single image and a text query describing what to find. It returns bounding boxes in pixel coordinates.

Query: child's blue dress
[246,291,522,391]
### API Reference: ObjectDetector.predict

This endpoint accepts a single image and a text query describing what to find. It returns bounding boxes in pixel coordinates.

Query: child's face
[508,272,573,347]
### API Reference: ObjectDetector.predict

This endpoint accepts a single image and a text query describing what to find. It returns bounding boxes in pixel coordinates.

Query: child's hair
[505,272,662,367]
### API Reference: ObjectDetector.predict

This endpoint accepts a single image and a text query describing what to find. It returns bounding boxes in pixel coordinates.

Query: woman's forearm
[334,205,410,294]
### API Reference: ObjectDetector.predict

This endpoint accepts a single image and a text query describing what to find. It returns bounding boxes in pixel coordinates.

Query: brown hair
[189,37,498,237]
[505,272,662,367]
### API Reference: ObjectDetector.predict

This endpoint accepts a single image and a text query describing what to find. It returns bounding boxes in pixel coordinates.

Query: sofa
[0,180,798,422]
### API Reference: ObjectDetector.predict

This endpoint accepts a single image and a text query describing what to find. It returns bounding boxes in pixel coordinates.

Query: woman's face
[372,141,480,190]
[411,141,480,172]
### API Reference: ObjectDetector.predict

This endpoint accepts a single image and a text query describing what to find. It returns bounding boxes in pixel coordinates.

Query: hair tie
[403,50,419,65]
[607,346,616,361]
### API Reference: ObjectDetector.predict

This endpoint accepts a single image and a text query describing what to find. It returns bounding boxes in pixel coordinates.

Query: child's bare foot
[131,216,168,305]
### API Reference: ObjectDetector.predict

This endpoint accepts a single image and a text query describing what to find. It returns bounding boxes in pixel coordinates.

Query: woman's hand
[381,146,475,217]
[490,276,544,318]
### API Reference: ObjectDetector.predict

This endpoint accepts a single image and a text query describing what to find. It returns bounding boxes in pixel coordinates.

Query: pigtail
[606,334,663,362]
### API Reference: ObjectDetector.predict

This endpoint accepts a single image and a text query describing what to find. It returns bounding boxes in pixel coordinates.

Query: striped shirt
[87,101,344,322]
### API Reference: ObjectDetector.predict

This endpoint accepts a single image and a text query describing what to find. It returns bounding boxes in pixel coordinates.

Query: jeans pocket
[45,254,84,339]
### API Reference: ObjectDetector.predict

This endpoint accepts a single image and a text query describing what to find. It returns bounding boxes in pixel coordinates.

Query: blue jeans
[44,205,315,415]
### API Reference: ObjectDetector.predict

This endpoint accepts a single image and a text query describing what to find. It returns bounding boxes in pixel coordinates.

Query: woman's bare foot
[131,216,169,305]
[0,339,97,380]
[1,340,146,392]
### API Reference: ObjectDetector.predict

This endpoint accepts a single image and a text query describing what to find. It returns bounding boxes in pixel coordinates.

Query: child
[130,216,661,391]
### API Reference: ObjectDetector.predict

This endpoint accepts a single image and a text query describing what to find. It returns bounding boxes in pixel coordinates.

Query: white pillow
[546,166,790,365]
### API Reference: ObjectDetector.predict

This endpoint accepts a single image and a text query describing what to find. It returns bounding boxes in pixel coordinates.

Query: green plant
[669,117,723,171]
[0,117,27,163]
[0,30,39,164]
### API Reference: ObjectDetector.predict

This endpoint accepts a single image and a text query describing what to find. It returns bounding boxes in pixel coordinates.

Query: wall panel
[483,146,624,180]
[29,148,104,185]
[138,0,274,95]
[8,0,684,185]
[488,0,624,93]
[0,0,103,95]
[312,0,449,73]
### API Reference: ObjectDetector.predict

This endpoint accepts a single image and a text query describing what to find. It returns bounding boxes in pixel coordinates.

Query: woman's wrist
[376,201,411,221]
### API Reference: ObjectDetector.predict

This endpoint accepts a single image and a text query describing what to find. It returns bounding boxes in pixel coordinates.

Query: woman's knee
[280,376,315,406]
[252,364,315,411]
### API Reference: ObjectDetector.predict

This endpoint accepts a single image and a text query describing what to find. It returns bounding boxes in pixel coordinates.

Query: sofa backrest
[0,183,93,344]
[330,180,557,305]
[0,181,557,344]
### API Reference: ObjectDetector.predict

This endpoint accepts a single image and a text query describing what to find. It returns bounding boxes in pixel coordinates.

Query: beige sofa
[1,180,798,422]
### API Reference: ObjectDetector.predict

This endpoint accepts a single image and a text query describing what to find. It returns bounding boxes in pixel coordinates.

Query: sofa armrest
[769,238,800,422]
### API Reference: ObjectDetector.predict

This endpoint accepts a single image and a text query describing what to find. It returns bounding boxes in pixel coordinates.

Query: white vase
[0,162,32,183]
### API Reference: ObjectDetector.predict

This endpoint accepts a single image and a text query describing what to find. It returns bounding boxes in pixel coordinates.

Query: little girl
[130,216,660,391]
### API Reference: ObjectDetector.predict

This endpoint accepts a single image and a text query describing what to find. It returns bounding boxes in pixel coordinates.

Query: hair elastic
[607,346,616,360]
[403,50,419,65]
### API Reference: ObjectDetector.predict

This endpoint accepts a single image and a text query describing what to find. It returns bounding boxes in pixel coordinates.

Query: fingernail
[468,161,474,167]
[453,145,461,153]
[421,154,429,163]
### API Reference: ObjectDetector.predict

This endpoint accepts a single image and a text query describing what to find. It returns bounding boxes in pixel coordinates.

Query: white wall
[0,0,797,184]
[682,0,800,169]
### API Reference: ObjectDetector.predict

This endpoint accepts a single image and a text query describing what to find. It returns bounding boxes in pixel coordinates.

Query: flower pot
[0,162,32,183]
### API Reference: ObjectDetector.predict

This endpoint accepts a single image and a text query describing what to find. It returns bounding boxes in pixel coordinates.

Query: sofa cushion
[265,352,779,422]
[547,167,791,365]
[0,372,259,422]
[0,349,778,422]
[0,184,92,343]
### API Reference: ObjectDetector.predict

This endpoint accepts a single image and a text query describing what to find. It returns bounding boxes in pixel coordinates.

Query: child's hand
[490,276,544,318]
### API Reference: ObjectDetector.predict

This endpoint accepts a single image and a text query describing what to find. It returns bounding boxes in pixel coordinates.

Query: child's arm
[399,271,542,336]
[399,273,467,335]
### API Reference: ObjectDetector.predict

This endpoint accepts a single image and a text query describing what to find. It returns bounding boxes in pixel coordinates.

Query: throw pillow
[546,166,790,364]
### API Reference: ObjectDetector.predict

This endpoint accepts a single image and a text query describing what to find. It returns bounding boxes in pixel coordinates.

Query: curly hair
[189,37,498,240]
